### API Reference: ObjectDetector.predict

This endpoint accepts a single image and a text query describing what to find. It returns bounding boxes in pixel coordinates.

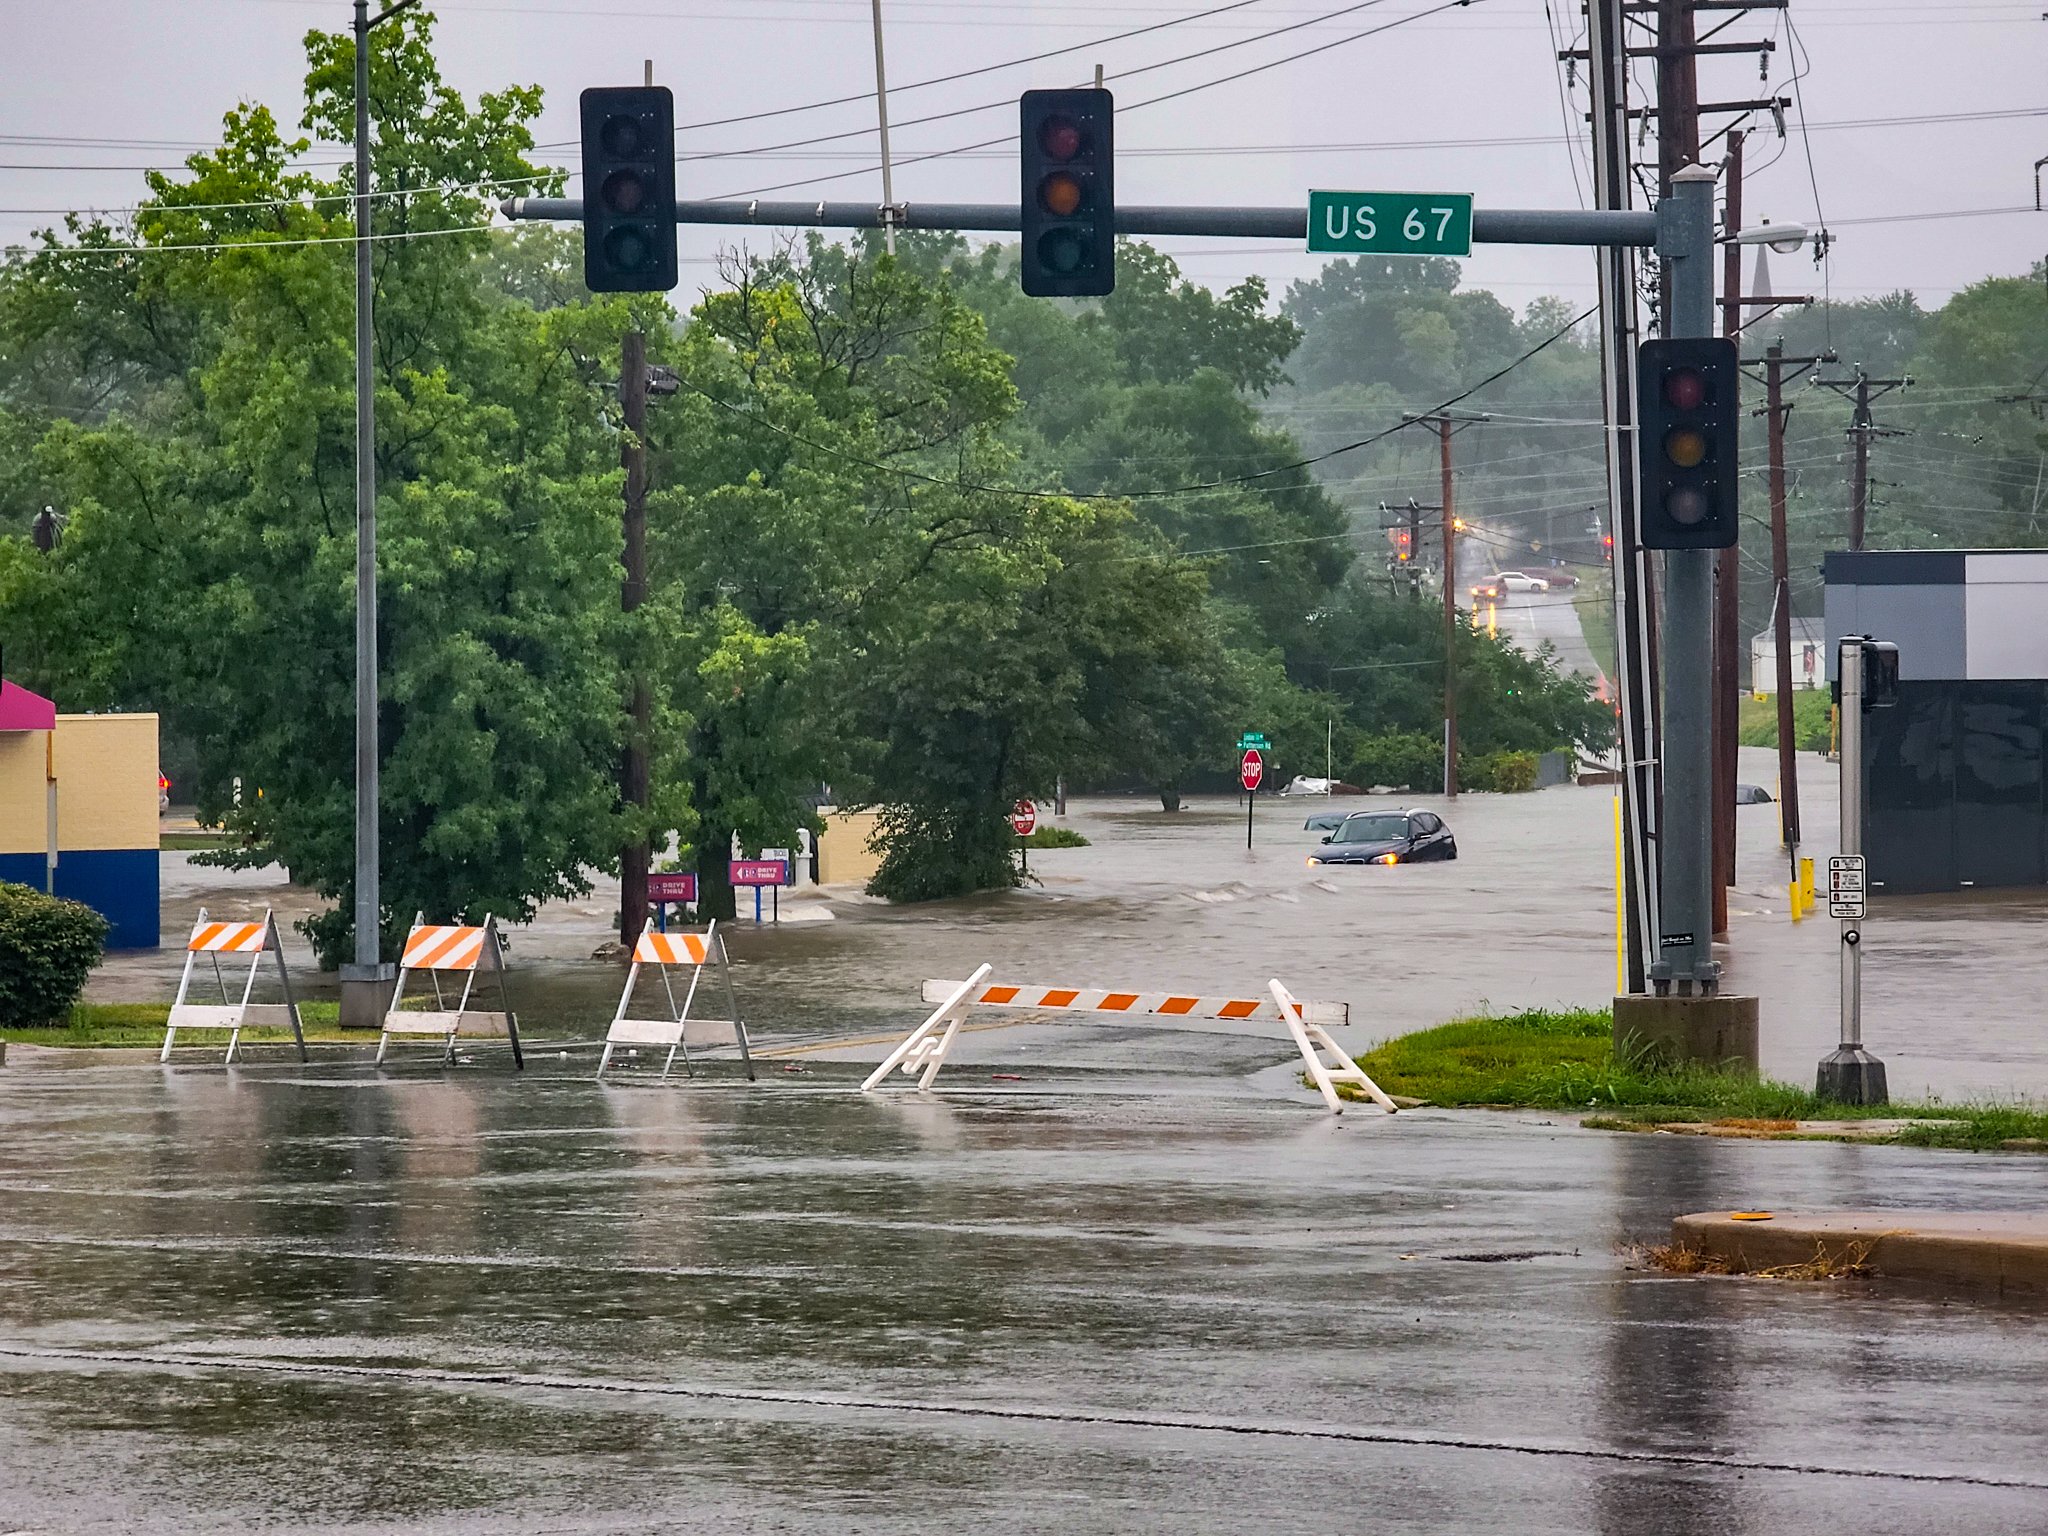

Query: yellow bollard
[1789,880,1803,923]
[1800,855,1816,916]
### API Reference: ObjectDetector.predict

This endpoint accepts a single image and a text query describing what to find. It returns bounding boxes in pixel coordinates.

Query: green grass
[1022,825,1090,849]
[1573,588,1618,682]
[1354,1007,2048,1153]
[1736,690,1833,752]
[3,1001,357,1049]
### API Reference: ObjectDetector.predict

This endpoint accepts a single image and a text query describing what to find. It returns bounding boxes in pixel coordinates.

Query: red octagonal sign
[1239,748,1264,792]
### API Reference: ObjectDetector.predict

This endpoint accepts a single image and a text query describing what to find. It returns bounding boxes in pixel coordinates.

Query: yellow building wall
[0,714,159,855]
[815,809,883,889]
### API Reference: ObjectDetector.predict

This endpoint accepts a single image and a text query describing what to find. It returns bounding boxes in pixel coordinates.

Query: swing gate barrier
[861,964,1395,1115]
[377,914,523,1069]
[598,918,756,1080]
[161,907,306,1064]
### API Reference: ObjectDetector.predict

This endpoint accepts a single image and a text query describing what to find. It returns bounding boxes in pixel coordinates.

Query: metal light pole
[1819,636,1887,1103]
[340,0,417,1028]
[869,0,898,255]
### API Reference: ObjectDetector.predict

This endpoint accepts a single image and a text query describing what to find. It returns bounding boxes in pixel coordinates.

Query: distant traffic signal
[1636,337,1739,549]
[580,86,677,293]
[1019,88,1113,297]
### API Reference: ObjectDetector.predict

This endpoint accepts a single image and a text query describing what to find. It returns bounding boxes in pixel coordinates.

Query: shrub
[1022,825,1090,849]
[1347,731,1442,790]
[1470,750,1542,793]
[0,882,109,1028]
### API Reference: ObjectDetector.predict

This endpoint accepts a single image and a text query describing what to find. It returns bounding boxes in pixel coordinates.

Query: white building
[1750,616,1825,693]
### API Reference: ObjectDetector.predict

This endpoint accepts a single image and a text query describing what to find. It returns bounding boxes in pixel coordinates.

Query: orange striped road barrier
[377,912,522,1070]
[161,907,306,1065]
[598,918,756,1082]
[862,967,1394,1115]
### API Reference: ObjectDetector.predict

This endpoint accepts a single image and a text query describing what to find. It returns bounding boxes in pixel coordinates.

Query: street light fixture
[340,0,419,1029]
[1732,219,1812,255]
[30,505,63,553]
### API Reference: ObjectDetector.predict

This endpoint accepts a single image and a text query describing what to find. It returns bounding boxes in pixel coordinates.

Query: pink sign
[646,871,698,903]
[729,859,791,887]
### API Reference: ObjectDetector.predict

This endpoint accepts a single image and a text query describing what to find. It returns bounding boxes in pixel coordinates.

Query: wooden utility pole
[1710,126,1744,933]
[619,331,652,945]
[1763,344,1802,867]
[1817,370,1911,550]
[1439,415,1459,798]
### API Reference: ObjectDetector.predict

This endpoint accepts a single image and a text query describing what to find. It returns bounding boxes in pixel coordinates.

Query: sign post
[1011,799,1037,876]
[1818,637,1886,1104]
[1306,191,1473,257]
[1239,747,1264,850]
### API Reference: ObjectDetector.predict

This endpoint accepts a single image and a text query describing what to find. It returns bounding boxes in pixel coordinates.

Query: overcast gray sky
[2,0,2043,316]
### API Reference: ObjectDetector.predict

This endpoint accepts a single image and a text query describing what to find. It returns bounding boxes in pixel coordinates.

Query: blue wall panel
[0,847,159,949]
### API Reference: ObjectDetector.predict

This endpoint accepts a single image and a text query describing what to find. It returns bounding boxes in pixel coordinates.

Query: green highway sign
[1306,191,1473,257]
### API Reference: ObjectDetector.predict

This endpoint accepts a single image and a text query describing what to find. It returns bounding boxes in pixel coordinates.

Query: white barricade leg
[1271,979,1397,1115]
[666,956,703,1081]
[161,908,206,1064]
[861,963,991,1093]
[712,923,756,1082]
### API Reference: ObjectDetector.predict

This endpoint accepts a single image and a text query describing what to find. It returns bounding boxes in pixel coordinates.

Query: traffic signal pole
[1655,164,1721,994]
[619,332,652,945]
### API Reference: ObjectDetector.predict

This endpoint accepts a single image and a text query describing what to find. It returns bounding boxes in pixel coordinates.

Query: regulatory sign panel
[1307,191,1474,257]
[1827,854,1866,920]
[1010,800,1038,837]
[1240,748,1265,792]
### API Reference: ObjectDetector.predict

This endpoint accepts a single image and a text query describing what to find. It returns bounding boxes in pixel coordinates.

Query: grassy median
[1,1002,360,1049]
[1352,1007,2048,1153]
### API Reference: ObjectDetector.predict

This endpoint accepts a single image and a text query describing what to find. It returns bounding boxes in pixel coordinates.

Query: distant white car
[1494,571,1551,593]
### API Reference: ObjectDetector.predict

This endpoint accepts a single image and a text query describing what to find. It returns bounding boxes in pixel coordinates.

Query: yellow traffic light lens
[1040,172,1085,218]
[1665,427,1708,468]
[1039,115,1085,161]
[601,169,649,215]
[1664,368,1707,411]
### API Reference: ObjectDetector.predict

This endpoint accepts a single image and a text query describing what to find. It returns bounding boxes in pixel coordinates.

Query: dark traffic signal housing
[580,86,677,293]
[1636,337,1739,549]
[1020,88,1113,297]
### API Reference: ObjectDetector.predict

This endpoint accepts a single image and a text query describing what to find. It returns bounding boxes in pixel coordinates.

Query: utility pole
[1402,413,1483,797]
[340,0,419,1030]
[1817,371,1910,549]
[870,0,898,256]
[1747,341,1827,884]
[619,331,651,945]
[1710,126,1744,935]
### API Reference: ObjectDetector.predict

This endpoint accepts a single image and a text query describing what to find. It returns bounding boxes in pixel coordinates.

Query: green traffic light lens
[604,225,653,271]
[601,169,649,216]
[1665,427,1708,468]
[1037,229,1087,275]
[1665,486,1709,526]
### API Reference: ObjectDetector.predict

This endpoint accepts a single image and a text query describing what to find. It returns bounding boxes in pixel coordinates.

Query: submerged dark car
[1307,808,1457,866]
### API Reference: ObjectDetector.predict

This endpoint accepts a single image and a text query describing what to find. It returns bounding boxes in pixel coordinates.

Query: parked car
[1306,809,1457,866]
[1735,782,1774,805]
[1493,571,1551,593]
[1303,810,1349,833]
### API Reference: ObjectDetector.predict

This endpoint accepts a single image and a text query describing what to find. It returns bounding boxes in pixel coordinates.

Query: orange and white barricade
[161,907,307,1064]
[377,913,523,1070]
[597,919,756,1081]
[861,965,1394,1116]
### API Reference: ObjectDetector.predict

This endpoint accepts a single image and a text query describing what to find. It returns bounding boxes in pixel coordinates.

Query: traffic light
[1636,337,1739,549]
[1861,640,1900,710]
[1020,88,1113,297]
[580,86,677,293]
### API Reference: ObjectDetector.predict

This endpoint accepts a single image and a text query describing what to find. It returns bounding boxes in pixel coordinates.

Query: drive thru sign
[1239,749,1264,791]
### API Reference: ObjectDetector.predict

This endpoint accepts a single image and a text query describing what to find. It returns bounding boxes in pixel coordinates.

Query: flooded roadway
[4,1055,2048,1533]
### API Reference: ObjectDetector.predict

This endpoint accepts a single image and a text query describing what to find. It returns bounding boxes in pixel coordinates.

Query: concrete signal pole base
[1816,1046,1888,1106]
[1613,994,1760,1073]
[338,966,398,1031]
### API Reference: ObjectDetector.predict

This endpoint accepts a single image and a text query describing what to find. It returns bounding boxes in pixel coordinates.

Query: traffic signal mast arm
[503,196,1660,247]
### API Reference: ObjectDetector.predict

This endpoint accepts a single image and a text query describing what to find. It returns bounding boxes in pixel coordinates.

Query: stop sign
[1240,748,1265,791]
[1010,799,1038,836]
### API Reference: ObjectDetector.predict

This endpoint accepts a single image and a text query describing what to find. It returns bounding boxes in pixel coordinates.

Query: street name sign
[1307,191,1473,257]
[1827,854,1866,921]
[1236,731,1269,750]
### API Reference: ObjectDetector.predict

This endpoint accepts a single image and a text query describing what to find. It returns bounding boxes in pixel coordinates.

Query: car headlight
[1377,852,1399,865]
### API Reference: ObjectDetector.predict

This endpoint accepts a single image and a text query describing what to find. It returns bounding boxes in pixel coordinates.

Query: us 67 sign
[1307,191,1473,257]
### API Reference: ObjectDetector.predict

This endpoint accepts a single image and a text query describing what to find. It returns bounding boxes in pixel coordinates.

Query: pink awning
[0,679,56,731]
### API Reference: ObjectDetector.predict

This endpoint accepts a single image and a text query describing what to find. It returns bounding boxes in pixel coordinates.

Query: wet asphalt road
[4,1052,2048,1533]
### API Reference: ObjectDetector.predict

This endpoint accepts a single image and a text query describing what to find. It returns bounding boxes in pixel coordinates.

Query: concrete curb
[1673,1210,2048,1301]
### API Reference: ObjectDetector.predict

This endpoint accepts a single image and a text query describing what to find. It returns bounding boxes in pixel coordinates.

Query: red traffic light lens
[1039,115,1085,161]
[601,168,650,215]
[1039,171,1084,218]
[1663,367,1708,411]
[600,114,648,159]
[1664,486,1709,526]
[1664,427,1708,468]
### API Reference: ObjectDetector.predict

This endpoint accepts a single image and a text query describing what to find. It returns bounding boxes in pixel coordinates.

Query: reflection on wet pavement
[4,1056,2048,1532]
